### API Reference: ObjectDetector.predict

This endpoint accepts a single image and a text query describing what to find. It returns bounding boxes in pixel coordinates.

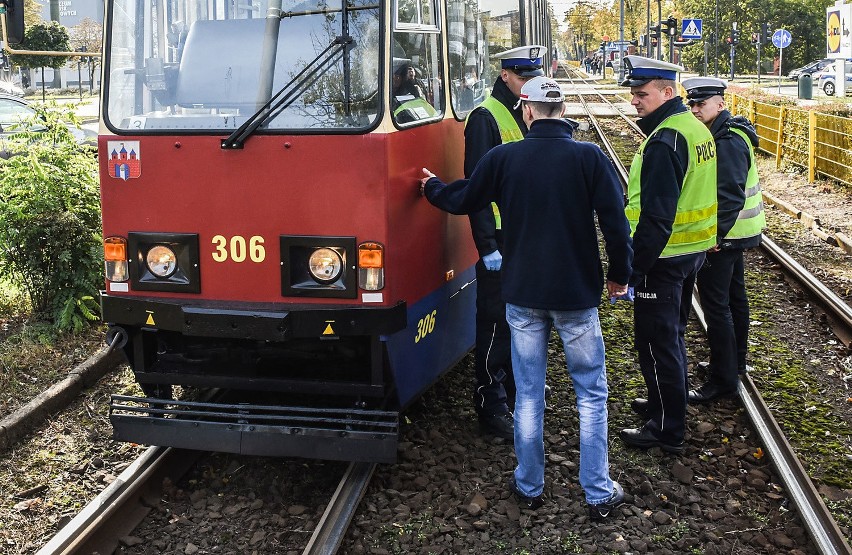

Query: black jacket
[463,78,528,257]
[426,118,633,310]
[631,97,694,284]
[710,111,762,250]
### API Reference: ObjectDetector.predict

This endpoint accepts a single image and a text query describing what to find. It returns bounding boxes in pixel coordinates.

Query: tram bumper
[109,395,398,463]
[101,293,406,463]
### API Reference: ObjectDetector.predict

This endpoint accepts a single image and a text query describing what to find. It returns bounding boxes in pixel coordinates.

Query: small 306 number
[414,309,437,343]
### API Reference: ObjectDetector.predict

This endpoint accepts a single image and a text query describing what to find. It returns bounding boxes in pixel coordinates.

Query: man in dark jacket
[682,77,766,403]
[619,56,717,455]
[420,76,633,519]
[463,44,545,439]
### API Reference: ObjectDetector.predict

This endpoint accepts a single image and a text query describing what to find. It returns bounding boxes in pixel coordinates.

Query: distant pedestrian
[682,77,766,404]
[421,76,633,518]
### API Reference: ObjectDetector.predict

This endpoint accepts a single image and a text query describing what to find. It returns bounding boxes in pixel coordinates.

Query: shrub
[0,103,101,331]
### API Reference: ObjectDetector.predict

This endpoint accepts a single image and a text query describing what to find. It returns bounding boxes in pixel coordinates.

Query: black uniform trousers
[473,258,514,416]
[633,252,705,444]
[696,248,749,390]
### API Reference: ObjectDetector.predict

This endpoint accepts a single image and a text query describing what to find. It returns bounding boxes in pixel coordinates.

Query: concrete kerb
[0,347,125,452]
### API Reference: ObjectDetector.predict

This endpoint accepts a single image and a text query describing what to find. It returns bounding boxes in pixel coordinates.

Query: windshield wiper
[221,35,352,149]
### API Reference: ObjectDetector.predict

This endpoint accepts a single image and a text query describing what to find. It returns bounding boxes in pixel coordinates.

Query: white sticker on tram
[109,282,129,292]
[362,293,383,303]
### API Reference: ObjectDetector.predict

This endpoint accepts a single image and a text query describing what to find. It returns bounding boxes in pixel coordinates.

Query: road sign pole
[778,40,783,93]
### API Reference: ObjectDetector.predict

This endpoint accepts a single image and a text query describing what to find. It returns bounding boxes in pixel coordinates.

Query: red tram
[98,0,553,463]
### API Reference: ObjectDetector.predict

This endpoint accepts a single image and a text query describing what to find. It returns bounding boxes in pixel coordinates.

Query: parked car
[788,59,833,80]
[817,61,852,96]
[0,94,97,156]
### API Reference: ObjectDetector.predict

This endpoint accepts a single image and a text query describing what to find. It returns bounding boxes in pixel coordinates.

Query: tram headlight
[308,248,343,283]
[145,245,178,278]
[280,236,356,298]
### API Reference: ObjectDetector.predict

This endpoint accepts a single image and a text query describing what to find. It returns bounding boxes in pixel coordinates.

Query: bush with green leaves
[0,102,101,331]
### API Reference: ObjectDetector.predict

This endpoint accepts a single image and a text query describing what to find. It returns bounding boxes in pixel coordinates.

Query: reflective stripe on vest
[467,96,524,230]
[726,127,766,240]
[625,111,718,257]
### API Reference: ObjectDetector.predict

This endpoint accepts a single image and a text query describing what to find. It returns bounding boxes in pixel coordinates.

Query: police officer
[464,45,545,439]
[619,56,718,454]
[682,77,766,403]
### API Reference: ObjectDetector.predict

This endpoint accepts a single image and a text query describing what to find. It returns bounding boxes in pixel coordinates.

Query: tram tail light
[358,242,384,291]
[104,236,128,282]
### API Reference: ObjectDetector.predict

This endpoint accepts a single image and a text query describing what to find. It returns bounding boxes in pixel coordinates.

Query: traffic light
[751,33,758,44]
[650,22,661,39]
[732,27,740,45]
[662,17,678,37]
[761,22,770,44]
[1,0,25,44]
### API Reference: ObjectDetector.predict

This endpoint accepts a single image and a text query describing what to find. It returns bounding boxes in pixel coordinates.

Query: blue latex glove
[610,286,634,304]
[482,250,502,271]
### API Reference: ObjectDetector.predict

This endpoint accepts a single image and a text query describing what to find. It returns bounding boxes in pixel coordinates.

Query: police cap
[620,55,683,87]
[682,77,727,103]
[494,45,545,77]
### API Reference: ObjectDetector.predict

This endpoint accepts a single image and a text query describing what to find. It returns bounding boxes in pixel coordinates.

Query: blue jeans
[506,303,614,505]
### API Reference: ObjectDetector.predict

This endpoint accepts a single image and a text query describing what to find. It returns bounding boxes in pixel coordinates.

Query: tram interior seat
[174,19,271,111]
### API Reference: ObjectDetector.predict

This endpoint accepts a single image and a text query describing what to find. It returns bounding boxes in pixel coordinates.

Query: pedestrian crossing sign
[682,18,702,40]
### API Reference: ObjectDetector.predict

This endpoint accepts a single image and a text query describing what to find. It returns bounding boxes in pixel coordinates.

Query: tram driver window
[391,1,443,126]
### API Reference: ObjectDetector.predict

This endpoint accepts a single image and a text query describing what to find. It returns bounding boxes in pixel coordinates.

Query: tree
[9,22,71,100]
[673,0,825,75]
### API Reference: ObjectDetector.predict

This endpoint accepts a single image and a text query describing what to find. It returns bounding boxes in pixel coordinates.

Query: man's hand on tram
[419,168,436,196]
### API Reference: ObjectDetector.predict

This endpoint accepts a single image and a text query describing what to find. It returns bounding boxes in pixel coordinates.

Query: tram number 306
[212,235,266,263]
[415,309,437,343]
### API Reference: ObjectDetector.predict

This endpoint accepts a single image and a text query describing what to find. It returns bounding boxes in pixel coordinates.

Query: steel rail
[302,462,376,555]
[561,67,644,135]
[36,447,201,555]
[592,104,852,555]
[760,235,852,347]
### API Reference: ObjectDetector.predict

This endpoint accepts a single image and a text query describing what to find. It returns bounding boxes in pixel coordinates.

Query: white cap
[682,77,728,102]
[620,55,683,87]
[514,76,564,109]
[494,45,546,76]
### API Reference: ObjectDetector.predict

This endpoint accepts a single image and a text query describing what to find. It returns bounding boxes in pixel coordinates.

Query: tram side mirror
[3,0,26,44]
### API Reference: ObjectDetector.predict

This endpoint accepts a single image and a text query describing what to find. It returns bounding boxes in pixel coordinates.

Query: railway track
[35,447,374,555]
[569,69,852,554]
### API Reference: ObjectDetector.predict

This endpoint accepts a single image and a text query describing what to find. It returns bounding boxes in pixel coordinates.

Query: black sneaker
[509,477,544,510]
[478,412,514,440]
[588,481,624,520]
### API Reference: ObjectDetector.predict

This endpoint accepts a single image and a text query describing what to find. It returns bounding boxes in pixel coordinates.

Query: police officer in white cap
[420,76,632,518]
[682,77,766,405]
[463,45,545,440]
[618,56,718,454]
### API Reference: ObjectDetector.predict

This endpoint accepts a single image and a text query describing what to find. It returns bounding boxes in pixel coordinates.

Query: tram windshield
[105,0,380,132]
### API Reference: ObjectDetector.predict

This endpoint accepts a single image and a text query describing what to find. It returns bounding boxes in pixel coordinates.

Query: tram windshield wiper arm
[221,35,352,149]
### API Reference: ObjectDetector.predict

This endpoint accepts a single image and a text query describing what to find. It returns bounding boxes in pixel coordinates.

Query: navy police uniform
[619,57,718,453]
[683,78,765,402]
[464,45,544,437]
